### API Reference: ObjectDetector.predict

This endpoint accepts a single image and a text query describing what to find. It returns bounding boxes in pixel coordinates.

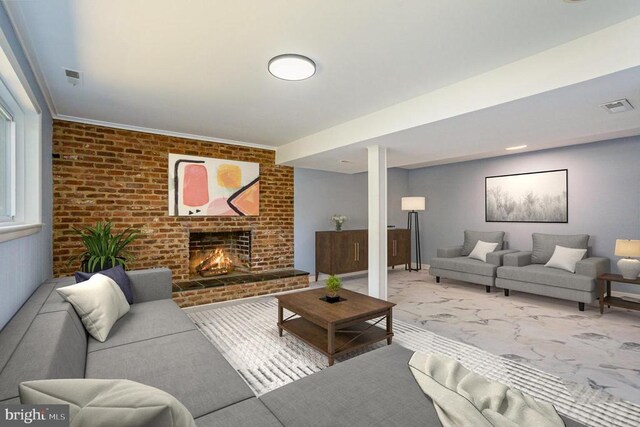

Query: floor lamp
[402,197,425,271]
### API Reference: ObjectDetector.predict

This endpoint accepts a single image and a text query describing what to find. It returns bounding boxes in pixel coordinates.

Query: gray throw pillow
[75,265,134,304]
[462,230,505,256]
[531,233,589,264]
[20,379,195,427]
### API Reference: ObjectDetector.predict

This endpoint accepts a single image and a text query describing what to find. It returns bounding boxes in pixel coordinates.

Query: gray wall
[409,137,640,290]
[294,137,640,291]
[0,5,53,330]
[294,168,409,276]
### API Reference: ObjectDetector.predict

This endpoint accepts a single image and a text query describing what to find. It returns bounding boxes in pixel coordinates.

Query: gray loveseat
[429,230,517,293]
[0,268,585,426]
[496,233,610,311]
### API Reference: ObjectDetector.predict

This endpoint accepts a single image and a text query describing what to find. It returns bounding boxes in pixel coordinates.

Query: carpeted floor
[187,298,640,427]
[328,269,640,406]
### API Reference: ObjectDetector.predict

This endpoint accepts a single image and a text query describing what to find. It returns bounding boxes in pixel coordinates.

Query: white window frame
[0,101,16,223]
[0,25,43,243]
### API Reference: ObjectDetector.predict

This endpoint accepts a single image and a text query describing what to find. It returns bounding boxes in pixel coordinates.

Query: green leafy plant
[325,275,342,296]
[68,221,142,272]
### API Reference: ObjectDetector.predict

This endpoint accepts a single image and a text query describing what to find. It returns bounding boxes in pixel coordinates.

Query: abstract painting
[169,154,259,216]
[485,169,567,223]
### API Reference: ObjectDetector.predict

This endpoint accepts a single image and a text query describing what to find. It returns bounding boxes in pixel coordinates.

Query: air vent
[600,99,634,114]
[64,68,82,86]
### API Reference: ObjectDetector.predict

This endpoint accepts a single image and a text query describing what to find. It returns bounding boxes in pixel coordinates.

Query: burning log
[196,248,234,277]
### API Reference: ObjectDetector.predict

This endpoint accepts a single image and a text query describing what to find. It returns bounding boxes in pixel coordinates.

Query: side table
[597,273,640,314]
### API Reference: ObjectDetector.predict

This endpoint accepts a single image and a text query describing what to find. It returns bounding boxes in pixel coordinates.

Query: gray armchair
[429,231,517,292]
[495,233,610,311]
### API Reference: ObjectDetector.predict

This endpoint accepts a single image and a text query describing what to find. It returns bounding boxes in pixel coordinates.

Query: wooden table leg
[278,303,283,337]
[598,279,605,314]
[607,280,611,308]
[328,323,335,366]
[386,308,393,345]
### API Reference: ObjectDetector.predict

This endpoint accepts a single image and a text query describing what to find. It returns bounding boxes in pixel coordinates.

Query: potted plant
[68,221,142,273]
[325,275,342,303]
[331,214,347,231]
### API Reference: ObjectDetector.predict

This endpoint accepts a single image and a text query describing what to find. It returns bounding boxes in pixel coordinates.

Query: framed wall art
[169,154,259,216]
[485,169,567,223]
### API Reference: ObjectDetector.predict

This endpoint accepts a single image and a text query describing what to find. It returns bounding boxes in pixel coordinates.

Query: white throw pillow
[57,273,130,342]
[468,240,499,262]
[20,379,196,427]
[545,245,587,273]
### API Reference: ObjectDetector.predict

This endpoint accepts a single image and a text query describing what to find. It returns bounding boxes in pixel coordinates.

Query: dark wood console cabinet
[315,229,411,281]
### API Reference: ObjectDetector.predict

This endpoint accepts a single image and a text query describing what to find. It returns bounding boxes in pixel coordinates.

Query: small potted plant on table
[324,275,342,303]
[331,214,347,231]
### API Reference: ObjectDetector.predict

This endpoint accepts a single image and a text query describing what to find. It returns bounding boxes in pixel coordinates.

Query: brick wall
[52,120,294,281]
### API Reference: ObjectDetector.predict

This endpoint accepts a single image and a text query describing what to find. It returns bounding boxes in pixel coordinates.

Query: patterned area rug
[188,299,640,427]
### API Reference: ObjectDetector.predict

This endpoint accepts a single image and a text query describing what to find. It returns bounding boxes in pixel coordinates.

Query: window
[0,30,43,242]
[0,103,15,222]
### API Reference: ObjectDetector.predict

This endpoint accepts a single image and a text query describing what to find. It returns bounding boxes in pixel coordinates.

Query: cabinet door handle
[393,239,397,256]
[354,243,358,261]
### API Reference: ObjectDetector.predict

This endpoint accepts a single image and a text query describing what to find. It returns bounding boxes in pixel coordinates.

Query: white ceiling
[5,0,640,171]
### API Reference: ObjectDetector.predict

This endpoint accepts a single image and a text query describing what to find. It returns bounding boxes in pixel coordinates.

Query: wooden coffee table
[276,288,395,366]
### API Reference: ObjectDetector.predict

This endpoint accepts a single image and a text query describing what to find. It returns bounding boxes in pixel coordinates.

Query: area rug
[187,299,640,427]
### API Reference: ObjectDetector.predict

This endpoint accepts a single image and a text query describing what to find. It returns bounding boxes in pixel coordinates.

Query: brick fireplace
[52,120,308,306]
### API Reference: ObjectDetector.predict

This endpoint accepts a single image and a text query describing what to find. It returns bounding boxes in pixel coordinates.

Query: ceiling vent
[64,68,82,86]
[600,99,634,114]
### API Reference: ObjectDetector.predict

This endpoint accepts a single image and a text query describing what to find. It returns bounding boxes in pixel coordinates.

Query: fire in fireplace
[188,230,252,278]
[195,248,233,277]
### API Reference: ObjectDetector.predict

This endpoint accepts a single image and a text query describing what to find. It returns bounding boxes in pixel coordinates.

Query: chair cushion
[195,398,282,427]
[462,231,505,256]
[0,282,57,373]
[85,330,254,419]
[88,299,196,352]
[0,311,87,401]
[430,257,498,277]
[531,233,589,264]
[497,265,596,292]
[261,344,440,427]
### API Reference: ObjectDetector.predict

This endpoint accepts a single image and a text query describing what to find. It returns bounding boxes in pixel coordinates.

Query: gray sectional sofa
[496,233,610,311]
[0,268,276,425]
[0,268,586,426]
[429,230,517,292]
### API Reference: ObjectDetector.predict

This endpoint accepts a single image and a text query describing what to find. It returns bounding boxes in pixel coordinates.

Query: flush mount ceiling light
[268,54,316,81]
[505,145,527,151]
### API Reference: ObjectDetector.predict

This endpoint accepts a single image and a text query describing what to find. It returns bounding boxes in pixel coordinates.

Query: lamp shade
[401,197,425,211]
[614,239,640,257]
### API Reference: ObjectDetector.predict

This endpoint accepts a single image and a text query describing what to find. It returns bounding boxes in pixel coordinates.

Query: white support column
[367,145,387,300]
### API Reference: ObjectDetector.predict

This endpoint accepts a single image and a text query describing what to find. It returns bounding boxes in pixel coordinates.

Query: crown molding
[54,114,277,151]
